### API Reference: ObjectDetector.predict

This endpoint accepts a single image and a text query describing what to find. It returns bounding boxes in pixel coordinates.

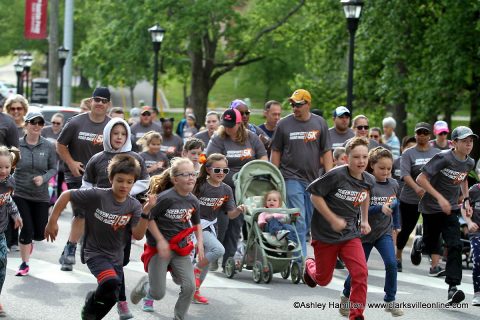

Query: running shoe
[117,301,133,320]
[193,290,209,304]
[142,298,154,312]
[209,260,219,272]
[472,292,480,306]
[0,303,6,317]
[130,275,149,305]
[385,302,404,317]
[410,235,423,266]
[447,286,465,305]
[276,230,290,241]
[81,291,96,320]
[303,258,317,288]
[287,240,297,251]
[15,262,29,276]
[339,295,349,317]
[428,265,445,277]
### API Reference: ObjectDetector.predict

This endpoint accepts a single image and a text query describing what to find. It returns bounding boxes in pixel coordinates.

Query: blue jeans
[266,219,298,243]
[0,233,6,294]
[285,179,313,257]
[343,233,397,302]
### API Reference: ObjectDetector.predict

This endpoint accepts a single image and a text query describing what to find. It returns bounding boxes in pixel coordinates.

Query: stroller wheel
[281,263,291,279]
[262,262,273,284]
[224,257,236,279]
[252,261,263,283]
[291,262,301,284]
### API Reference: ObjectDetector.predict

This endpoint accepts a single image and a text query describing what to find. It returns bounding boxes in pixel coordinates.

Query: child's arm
[310,194,346,232]
[131,194,155,240]
[193,224,204,263]
[44,190,72,241]
[227,204,246,219]
[461,206,479,233]
[392,201,401,230]
[416,173,451,214]
[147,220,171,259]
[360,195,371,235]
[6,197,22,229]
[461,179,473,217]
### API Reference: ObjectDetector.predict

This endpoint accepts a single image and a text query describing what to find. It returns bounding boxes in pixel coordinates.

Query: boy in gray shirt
[416,126,477,305]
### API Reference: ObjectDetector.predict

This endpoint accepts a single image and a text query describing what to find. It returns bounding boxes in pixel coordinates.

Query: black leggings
[13,196,49,245]
[396,201,421,251]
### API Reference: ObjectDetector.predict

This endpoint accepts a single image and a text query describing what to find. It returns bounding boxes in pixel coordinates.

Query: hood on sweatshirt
[103,118,132,153]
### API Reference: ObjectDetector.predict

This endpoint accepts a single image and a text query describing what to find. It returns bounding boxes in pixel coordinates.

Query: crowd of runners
[0,87,479,320]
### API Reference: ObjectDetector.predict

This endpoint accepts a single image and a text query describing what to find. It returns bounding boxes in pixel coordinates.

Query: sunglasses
[438,132,448,136]
[141,112,151,116]
[92,97,109,104]
[291,102,307,108]
[211,167,230,174]
[29,119,45,126]
[174,172,198,178]
[52,121,62,125]
[240,111,251,116]
[416,129,430,136]
[369,135,379,139]
[356,125,369,130]
[10,107,24,112]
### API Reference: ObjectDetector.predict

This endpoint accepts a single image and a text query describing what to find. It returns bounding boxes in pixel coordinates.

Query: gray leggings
[199,229,225,282]
[147,252,195,320]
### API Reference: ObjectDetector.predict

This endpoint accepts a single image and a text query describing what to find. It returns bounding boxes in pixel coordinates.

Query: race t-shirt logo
[226,149,253,161]
[334,188,369,207]
[94,208,132,231]
[353,190,369,207]
[199,195,229,211]
[441,168,468,185]
[78,132,103,146]
[165,207,196,222]
[161,146,177,154]
[289,130,319,143]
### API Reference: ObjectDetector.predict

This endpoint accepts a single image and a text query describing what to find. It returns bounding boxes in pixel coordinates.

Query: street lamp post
[148,24,166,111]
[58,46,70,105]
[341,0,363,114]
[22,55,33,100]
[14,61,24,96]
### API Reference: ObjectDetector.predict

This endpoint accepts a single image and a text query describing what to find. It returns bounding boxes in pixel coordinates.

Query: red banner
[24,0,48,39]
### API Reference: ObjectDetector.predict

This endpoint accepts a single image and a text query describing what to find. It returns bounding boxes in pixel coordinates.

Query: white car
[0,81,17,98]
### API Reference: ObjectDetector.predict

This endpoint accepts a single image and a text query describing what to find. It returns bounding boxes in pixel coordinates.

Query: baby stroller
[224,160,303,284]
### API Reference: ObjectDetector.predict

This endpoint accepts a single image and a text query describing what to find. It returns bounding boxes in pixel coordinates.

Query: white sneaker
[385,301,404,316]
[276,230,290,241]
[339,295,349,317]
[473,292,480,306]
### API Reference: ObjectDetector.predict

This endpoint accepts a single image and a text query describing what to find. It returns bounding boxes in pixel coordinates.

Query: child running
[342,147,403,317]
[415,126,477,305]
[130,157,204,320]
[182,138,205,173]
[303,137,374,320]
[137,131,169,176]
[192,153,245,304]
[462,182,480,306]
[44,154,151,319]
[0,147,23,317]
[258,190,298,250]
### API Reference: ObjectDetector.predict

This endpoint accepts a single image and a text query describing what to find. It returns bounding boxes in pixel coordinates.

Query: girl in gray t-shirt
[305,137,374,320]
[343,147,404,316]
[137,131,169,176]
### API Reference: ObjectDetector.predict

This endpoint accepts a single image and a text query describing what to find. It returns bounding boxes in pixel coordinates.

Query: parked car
[28,105,81,125]
[0,81,17,98]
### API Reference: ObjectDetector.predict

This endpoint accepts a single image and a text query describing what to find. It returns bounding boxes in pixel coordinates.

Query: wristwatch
[141,213,150,220]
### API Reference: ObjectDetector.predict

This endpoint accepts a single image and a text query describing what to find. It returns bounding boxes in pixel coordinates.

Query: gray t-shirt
[419,149,475,214]
[206,131,267,188]
[161,134,184,159]
[194,130,211,147]
[70,188,142,265]
[468,184,480,238]
[196,181,236,221]
[130,122,162,142]
[0,176,19,234]
[362,178,399,244]
[139,151,169,176]
[146,188,200,245]
[0,113,19,147]
[392,157,403,192]
[307,165,375,244]
[57,113,110,184]
[271,114,332,183]
[329,127,355,150]
[399,146,440,204]
[83,151,149,188]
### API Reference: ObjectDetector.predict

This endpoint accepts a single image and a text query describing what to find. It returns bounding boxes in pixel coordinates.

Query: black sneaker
[303,258,317,288]
[410,235,423,266]
[397,260,402,272]
[81,291,96,320]
[335,258,345,270]
[428,265,445,277]
[447,287,465,305]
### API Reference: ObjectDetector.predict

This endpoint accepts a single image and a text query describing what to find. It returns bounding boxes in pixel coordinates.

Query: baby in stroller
[258,190,298,251]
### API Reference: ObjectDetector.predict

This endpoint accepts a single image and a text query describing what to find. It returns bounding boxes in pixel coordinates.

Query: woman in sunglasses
[343,115,380,150]
[12,112,57,276]
[4,94,28,138]
[191,153,246,304]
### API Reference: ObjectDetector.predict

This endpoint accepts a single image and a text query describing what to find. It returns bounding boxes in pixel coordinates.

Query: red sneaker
[192,290,209,304]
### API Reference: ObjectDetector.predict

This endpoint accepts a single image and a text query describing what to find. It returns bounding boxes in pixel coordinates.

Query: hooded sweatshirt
[82,118,149,195]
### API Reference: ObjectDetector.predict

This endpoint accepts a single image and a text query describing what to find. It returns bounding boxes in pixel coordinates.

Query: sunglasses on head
[92,97,109,104]
[211,167,230,174]
[356,125,369,130]
[291,102,307,108]
[29,119,45,126]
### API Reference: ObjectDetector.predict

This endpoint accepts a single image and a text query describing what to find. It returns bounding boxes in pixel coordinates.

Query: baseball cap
[141,106,153,115]
[333,106,351,118]
[130,107,140,118]
[25,112,44,122]
[433,120,449,135]
[229,99,247,110]
[92,87,111,100]
[221,109,242,128]
[451,126,479,141]
[187,113,196,121]
[289,89,311,104]
[414,122,432,133]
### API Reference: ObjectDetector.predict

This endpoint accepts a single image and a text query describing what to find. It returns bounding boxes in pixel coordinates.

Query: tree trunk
[189,54,210,125]
[470,74,480,161]
[129,85,135,107]
[78,70,90,90]
[393,102,407,140]
[47,0,59,105]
